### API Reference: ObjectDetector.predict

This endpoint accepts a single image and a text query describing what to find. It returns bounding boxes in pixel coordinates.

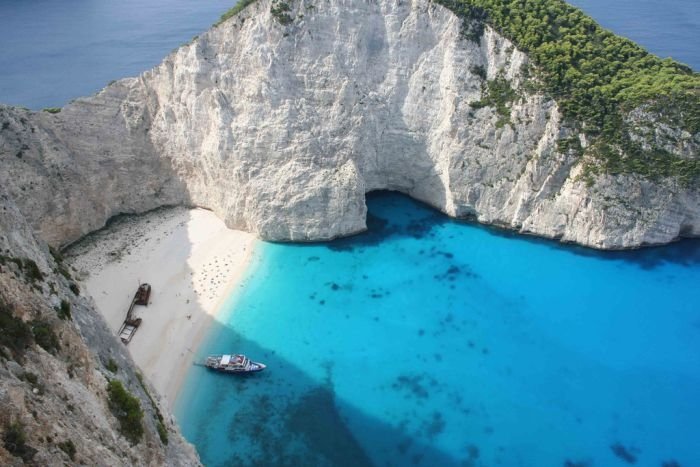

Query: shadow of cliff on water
[176,320,469,467]
[325,191,700,270]
[172,190,700,467]
[476,220,700,270]
[325,191,446,252]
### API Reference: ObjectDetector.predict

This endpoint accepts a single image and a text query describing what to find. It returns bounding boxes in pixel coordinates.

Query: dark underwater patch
[391,374,439,401]
[325,192,446,251]
[564,460,591,467]
[285,388,374,467]
[419,411,446,440]
[466,444,480,460]
[326,212,396,252]
[433,263,479,282]
[610,443,638,464]
[368,287,389,299]
[397,438,413,454]
[405,217,440,239]
[326,281,353,292]
[354,189,700,271]
[576,237,700,269]
[478,215,700,270]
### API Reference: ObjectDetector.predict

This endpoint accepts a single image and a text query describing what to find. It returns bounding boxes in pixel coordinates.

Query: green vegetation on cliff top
[215,0,257,25]
[437,0,699,182]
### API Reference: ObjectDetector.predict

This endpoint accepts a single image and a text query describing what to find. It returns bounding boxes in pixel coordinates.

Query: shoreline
[65,207,257,408]
[172,238,257,406]
[168,239,257,405]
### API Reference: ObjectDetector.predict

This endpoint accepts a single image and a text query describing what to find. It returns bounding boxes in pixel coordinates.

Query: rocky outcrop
[0,187,200,465]
[0,0,698,251]
[0,0,697,462]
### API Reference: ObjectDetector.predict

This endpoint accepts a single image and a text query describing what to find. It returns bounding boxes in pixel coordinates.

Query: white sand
[66,207,257,408]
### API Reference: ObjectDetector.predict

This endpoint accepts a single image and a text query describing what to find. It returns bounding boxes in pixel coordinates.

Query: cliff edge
[0,186,200,465]
[0,0,698,463]
[0,0,698,250]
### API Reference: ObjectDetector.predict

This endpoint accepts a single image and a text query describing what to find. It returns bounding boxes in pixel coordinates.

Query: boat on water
[204,354,266,373]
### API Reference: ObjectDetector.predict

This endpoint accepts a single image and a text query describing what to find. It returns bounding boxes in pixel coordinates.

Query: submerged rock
[1,0,697,464]
[610,442,638,464]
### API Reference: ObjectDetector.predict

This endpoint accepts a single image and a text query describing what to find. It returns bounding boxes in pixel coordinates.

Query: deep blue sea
[1,0,699,466]
[0,0,234,109]
[568,0,699,69]
[0,0,697,110]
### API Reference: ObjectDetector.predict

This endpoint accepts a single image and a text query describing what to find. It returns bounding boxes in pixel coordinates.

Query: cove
[176,191,700,466]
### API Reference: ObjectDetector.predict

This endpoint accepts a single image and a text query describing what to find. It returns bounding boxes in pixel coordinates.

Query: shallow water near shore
[176,191,700,466]
[1,0,698,464]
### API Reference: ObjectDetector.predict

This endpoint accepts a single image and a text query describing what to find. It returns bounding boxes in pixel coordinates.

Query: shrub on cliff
[135,371,168,445]
[50,246,74,281]
[270,1,293,24]
[156,421,169,445]
[0,303,33,359]
[107,380,144,444]
[105,358,119,373]
[30,320,60,354]
[437,0,700,181]
[0,255,44,284]
[2,422,36,462]
[216,0,258,26]
[57,299,72,320]
[23,259,44,283]
[471,75,519,128]
[57,439,76,460]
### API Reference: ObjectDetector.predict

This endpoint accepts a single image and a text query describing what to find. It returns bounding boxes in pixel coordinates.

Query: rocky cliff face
[0,186,200,465]
[0,0,698,252]
[0,0,697,463]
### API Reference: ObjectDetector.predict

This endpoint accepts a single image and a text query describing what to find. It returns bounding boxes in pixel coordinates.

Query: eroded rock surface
[1,0,698,251]
[0,187,200,465]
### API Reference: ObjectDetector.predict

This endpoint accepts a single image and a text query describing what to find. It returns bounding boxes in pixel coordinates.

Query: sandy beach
[66,207,257,408]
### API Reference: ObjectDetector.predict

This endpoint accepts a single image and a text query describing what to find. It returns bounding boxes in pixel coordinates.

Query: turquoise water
[1,0,698,465]
[176,192,700,466]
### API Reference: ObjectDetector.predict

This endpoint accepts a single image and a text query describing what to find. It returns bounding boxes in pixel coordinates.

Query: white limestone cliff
[1,0,698,250]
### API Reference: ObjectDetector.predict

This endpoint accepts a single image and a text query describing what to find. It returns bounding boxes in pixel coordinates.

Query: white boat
[204,354,266,373]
